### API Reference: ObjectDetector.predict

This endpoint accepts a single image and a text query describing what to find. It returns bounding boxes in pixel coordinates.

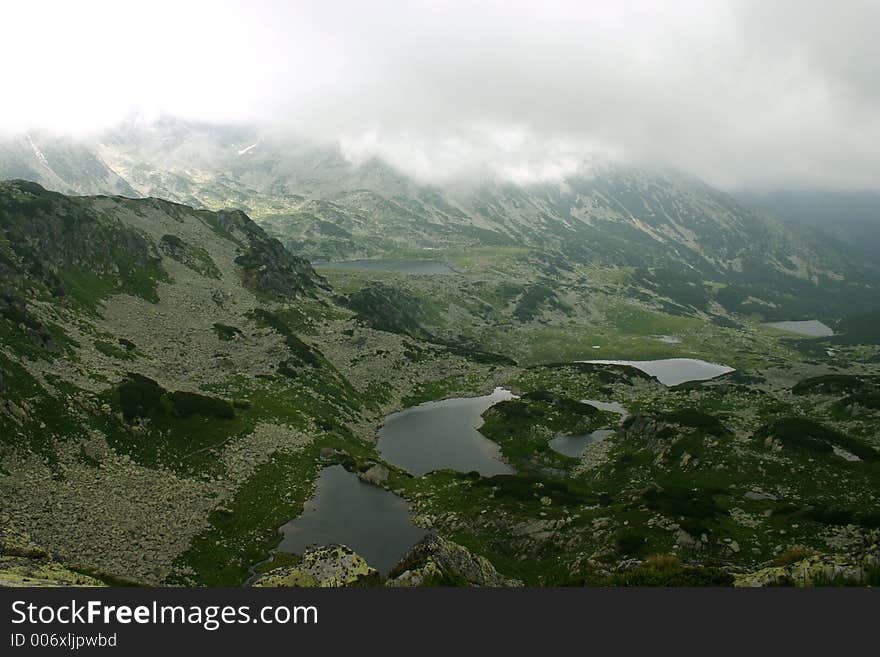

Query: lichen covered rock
[358,462,390,485]
[387,533,522,587]
[735,540,880,587]
[0,556,106,587]
[252,545,380,588]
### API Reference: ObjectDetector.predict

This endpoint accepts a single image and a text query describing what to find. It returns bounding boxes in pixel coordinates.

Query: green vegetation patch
[610,557,734,586]
[0,182,170,309]
[118,373,166,422]
[168,391,235,419]
[250,308,323,369]
[615,530,648,556]
[212,323,243,341]
[473,474,595,507]
[341,282,433,340]
[832,310,880,345]
[479,392,613,472]
[642,484,728,520]
[117,374,235,424]
[159,234,221,279]
[512,282,571,322]
[792,374,879,396]
[100,373,253,473]
[813,565,880,587]
[94,339,135,360]
[660,408,729,436]
[755,417,879,462]
[836,392,880,411]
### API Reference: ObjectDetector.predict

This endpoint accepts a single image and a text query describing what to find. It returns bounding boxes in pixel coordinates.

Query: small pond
[581,399,630,420]
[549,429,615,457]
[764,320,834,337]
[548,399,630,457]
[578,358,734,386]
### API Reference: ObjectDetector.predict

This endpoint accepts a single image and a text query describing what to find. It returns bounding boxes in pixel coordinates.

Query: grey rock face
[358,463,390,486]
[387,533,522,587]
[252,545,380,588]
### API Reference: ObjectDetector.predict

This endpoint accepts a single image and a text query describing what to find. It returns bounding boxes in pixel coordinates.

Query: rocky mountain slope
[4,119,877,322]
[1,181,878,587]
[0,180,486,585]
[0,133,136,197]
[0,180,324,581]
[2,123,879,587]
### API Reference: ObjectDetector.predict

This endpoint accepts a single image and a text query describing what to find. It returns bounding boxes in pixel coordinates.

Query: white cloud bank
[2,0,879,190]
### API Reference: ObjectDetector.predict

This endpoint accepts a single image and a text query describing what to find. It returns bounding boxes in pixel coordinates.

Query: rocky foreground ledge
[734,537,880,587]
[250,532,880,588]
[2,533,877,587]
[252,534,522,588]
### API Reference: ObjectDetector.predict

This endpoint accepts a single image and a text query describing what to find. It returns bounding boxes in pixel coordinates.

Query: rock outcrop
[0,556,106,588]
[358,462,390,485]
[222,208,328,298]
[735,539,880,587]
[387,534,522,587]
[252,545,380,588]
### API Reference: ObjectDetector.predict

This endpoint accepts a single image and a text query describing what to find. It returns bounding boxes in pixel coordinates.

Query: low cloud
[3,1,879,190]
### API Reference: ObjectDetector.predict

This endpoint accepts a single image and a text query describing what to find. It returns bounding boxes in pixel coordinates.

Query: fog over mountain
[3,1,880,594]
[3,0,880,192]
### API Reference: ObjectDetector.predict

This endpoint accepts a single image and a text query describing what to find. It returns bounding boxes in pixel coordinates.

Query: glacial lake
[277,465,426,574]
[581,399,630,420]
[578,358,734,386]
[314,259,457,274]
[549,429,614,457]
[549,399,630,457]
[764,319,834,337]
[377,387,516,476]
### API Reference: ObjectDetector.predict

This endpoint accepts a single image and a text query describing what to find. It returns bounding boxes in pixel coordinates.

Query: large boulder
[252,545,380,588]
[387,534,521,587]
[358,462,390,486]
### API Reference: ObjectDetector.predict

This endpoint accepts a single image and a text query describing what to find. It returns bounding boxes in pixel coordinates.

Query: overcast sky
[3,1,878,190]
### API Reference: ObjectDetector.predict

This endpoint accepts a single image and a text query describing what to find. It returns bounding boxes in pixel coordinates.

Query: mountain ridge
[3,121,878,325]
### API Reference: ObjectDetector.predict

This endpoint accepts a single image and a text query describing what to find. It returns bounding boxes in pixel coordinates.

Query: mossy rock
[754,417,879,462]
[252,545,379,588]
[387,534,521,587]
